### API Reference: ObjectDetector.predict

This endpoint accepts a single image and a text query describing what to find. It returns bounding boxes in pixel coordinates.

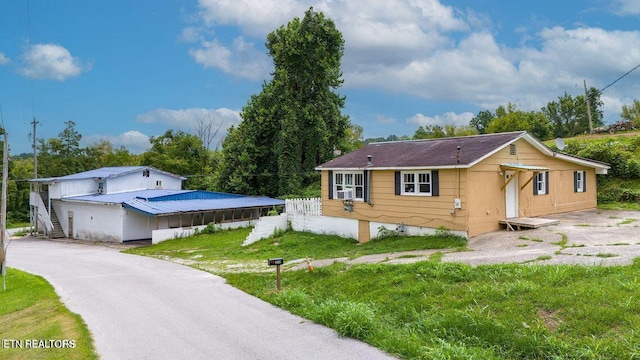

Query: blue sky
[1,0,639,155]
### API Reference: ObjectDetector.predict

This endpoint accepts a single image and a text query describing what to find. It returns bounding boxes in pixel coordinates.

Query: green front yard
[127,228,640,359]
[0,269,97,360]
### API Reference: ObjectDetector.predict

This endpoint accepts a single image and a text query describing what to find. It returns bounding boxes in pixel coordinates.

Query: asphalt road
[8,237,395,360]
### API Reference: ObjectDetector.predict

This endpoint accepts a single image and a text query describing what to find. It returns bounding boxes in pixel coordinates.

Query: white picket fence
[285,197,322,216]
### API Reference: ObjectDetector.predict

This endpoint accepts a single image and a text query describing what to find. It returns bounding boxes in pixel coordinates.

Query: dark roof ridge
[368,131,526,145]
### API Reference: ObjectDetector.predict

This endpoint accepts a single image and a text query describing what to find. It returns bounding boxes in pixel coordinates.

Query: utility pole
[1,128,8,290]
[31,117,38,178]
[29,118,38,235]
[584,80,594,133]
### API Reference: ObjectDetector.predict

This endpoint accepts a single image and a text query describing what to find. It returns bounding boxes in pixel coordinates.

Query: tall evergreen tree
[217,8,349,196]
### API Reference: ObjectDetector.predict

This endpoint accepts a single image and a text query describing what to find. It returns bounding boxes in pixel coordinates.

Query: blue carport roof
[65,189,284,216]
[124,196,284,216]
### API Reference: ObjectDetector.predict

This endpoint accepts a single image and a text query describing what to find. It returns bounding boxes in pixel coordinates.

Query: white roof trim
[316,165,472,171]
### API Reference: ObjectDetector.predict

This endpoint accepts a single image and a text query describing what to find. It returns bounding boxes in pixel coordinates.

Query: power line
[539,63,640,130]
[599,63,640,95]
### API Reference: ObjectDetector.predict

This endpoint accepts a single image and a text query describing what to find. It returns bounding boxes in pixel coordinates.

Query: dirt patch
[537,308,562,332]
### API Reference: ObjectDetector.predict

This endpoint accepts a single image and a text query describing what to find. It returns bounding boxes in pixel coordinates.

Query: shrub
[200,223,222,235]
[375,225,397,239]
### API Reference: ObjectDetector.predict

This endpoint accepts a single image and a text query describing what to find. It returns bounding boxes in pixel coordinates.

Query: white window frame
[534,172,546,195]
[576,171,585,193]
[401,171,432,196]
[334,171,364,200]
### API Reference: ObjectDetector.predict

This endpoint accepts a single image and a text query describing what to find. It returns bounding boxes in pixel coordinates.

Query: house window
[401,171,432,196]
[509,144,517,155]
[97,182,104,194]
[333,171,364,200]
[574,171,586,193]
[156,180,162,187]
[533,172,549,195]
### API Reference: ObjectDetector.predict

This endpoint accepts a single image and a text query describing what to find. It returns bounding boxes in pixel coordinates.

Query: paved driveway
[8,238,394,360]
[295,209,640,269]
[445,209,640,266]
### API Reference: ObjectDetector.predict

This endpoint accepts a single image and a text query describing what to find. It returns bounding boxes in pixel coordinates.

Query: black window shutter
[583,171,586,192]
[545,171,549,195]
[533,174,538,195]
[328,170,333,199]
[574,171,578,192]
[364,170,370,203]
[431,170,439,196]
[394,171,401,195]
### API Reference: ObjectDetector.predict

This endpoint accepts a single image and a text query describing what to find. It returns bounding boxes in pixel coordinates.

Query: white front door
[505,171,518,218]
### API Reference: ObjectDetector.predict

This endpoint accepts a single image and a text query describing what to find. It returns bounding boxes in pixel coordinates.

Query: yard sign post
[268,258,284,291]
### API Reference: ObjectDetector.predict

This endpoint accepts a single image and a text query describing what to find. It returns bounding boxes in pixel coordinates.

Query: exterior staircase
[43,199,66,239]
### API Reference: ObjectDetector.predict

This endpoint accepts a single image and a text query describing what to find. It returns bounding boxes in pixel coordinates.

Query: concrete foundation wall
[289,215,358,240]
[152,220,253,244]
[370,221,467,239]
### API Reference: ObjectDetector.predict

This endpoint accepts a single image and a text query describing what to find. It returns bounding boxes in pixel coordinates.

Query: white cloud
[180,26,202,43]
[187,0,640,123]
[0,52,9,65]
[84,131,151,154]
[197,0,304,36]
[611,0,640,15]
[188,37,270,80]
[407,112,474,128]
[136,107,242,148]
[189,0,467,80]
[20,43,89,81]
[375,114,396,124]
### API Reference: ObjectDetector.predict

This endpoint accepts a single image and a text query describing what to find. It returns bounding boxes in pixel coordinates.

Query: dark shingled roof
[318,132,526,169]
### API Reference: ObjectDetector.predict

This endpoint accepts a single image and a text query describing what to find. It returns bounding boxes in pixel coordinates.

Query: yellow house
[316,132,609,241]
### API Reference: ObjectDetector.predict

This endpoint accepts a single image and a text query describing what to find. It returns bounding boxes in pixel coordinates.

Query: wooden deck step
[499,217,559,231]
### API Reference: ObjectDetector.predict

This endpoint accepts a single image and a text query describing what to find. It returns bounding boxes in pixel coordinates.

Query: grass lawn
[7,222,30,229]
[226,260,640,359]
[124,228,467,273]
[128,227,640,359]
[0,268,97,360]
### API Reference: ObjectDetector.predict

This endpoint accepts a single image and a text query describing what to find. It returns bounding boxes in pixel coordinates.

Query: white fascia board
[316,165,472,171]
[553,153,610,174]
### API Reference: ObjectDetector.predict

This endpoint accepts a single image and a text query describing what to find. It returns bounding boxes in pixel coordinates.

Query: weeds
[225,261,640,359]
[617,218,638,226]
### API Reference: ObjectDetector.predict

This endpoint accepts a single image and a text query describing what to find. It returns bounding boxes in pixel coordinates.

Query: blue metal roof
[31,166,186,182]
[146,191,244,202]
[123,196,285,216]
[64,189,284,216]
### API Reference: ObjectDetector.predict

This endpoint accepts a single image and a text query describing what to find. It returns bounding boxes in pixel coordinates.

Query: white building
[30,166,284,243]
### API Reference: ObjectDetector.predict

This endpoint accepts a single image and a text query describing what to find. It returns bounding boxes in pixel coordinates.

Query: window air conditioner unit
[337,189,354,200]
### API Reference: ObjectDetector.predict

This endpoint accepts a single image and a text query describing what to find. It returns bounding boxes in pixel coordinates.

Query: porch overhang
[500,163,550,191]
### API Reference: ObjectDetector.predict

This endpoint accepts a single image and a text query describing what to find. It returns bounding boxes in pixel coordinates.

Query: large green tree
[542,88,603,137]
[84,140,139,169]
[37,120,85,177]
[487,103,552,140]
[217,8,349,196]
[621,99,640,128]
[469,110,495,134]
[139,130,211,189]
